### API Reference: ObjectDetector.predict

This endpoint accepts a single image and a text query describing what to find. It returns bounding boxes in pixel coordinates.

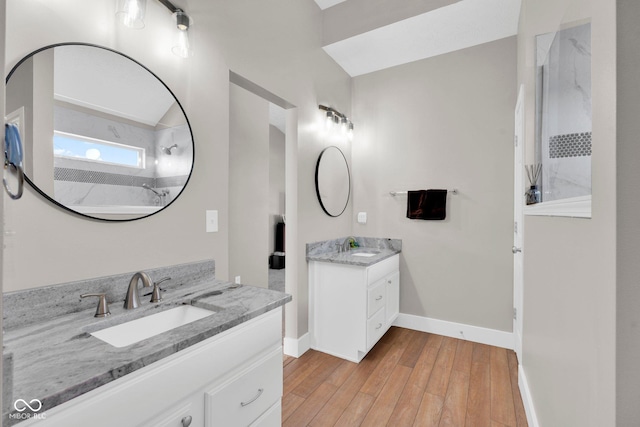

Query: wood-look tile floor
[282,327,528,427]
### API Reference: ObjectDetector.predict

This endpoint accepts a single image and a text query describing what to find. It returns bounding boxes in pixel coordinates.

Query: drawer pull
[375,323,383,330]
[181,415,192,427]
[240,388,264,407]
[375,295,383,301]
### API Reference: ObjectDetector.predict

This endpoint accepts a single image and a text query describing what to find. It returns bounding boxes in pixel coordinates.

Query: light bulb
[325,111,334,130]
[116,0,146,29]
[172,29,190,58]
[340,117,348,134]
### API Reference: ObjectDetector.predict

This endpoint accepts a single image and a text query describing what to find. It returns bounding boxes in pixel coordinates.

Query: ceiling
[54,45,175,127]
[315,0,522,77]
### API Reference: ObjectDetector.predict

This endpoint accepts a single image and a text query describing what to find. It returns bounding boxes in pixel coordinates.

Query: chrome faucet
[124,272,153,309]
[341,236,356,252]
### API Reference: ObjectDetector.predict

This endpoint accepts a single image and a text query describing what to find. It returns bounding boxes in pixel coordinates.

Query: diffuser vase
[525,185,541,205]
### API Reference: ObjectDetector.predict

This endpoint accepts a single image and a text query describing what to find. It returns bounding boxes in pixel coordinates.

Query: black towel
[406,189,447,220]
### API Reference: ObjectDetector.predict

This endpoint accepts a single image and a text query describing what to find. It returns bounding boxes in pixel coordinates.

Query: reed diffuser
[525,164,542,205]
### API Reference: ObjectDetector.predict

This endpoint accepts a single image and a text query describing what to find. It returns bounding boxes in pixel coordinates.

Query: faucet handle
[150,277,171,303]
[80,293,111,318]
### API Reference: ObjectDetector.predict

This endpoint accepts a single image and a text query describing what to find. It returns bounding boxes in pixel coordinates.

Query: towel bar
[390,189,458,196]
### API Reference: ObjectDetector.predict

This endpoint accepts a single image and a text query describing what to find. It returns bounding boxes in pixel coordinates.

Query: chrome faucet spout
[124,271,153,309]
[342,236,356,252]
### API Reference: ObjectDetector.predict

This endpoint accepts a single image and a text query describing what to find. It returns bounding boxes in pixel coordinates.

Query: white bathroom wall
[228,83,270,289]
[3,0,352,343]
[352,37,517,333]
[617,2,640,423]
[518,0,616,425]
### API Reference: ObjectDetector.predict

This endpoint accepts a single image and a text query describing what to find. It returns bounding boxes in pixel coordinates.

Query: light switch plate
[206,210,218,232]
[357,212,367,224]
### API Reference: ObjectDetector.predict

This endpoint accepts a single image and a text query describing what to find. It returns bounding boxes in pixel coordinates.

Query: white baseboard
[393,313,514,350]
[518,364,540,427]
[283,333,310,358]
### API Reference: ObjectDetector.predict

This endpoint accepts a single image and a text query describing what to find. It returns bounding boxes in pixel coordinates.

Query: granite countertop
[3,278,290,421]
[306,236,402,267]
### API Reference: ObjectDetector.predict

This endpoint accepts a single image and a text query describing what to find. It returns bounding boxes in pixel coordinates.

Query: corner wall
[517,0,616,425]
[351,37,517,333]
[616,0,640,424]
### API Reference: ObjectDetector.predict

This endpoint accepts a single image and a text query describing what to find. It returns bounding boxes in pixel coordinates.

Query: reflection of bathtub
[70,205,163,215]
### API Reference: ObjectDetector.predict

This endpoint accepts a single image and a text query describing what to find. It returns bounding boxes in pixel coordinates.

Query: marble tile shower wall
[52,106,190,207]
[3,260,215,330]
[540,23,592,201]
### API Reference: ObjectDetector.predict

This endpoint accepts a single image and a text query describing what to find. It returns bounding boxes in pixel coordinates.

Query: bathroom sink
[350,250,380,257]
[91,305,215,348]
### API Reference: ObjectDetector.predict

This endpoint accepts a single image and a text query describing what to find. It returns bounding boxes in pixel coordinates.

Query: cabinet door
[385,271,400,325]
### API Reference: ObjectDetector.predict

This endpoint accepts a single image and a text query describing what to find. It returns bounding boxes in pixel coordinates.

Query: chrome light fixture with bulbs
[319,105,354,141]
[116,0,193,58]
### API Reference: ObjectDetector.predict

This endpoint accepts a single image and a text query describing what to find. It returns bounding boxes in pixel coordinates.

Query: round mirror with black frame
[315,146,350,217]
[5,43,195,221]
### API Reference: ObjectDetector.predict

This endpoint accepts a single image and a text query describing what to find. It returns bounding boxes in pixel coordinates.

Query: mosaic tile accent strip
[549,132,592,158]
[54,167,188,189]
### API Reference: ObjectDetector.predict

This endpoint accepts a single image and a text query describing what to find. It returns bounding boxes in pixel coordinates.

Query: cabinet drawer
[249,401,281,427]
[367,254,399,285]
[205,348,282,426]
[366,308,386,350]
[367,280,386,318]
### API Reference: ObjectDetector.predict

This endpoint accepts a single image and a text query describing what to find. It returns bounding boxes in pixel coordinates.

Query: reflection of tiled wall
[54,167,188,188]
[549,132,592,158]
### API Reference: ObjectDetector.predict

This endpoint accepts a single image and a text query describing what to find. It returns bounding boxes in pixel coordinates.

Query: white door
[513,85,525,361]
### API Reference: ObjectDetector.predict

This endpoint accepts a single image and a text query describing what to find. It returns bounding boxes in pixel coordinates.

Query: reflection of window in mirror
[53,131,145,168]
[535,22,591,203]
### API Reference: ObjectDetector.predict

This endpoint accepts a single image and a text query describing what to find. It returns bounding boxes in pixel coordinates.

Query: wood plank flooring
[282,327,528,427]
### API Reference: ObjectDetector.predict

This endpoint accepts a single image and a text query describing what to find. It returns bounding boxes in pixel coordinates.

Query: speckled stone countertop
[2,260,290,423]
[306,236,402,266]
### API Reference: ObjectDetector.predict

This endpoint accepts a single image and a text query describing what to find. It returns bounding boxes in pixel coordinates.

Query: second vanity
[307,237,401,363]
[3,260,290,427]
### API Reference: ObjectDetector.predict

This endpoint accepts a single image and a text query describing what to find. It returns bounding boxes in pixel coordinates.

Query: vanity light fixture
[116,0,147,29]
[116,0,193,58]
[319,105,354,140]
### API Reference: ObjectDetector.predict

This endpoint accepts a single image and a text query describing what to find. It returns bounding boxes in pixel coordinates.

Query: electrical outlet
[235,276,241,284]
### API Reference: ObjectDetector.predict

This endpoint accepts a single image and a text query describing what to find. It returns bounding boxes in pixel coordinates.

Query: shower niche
[528,22,592,218]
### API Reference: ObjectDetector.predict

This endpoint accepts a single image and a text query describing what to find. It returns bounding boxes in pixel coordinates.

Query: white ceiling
[54,45,175,127]
[317,0,521,77]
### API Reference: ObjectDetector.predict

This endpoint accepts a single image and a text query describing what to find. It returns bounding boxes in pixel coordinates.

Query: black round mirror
[5,43,194,221]
[315,146,350,217]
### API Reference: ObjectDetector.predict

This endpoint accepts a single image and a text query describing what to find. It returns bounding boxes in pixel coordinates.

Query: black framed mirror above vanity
[314,145,350,217]
[5,43,195,221]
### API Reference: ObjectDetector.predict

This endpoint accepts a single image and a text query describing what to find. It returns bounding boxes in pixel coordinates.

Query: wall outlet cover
[357,212,367,224]
[206,210,218,232]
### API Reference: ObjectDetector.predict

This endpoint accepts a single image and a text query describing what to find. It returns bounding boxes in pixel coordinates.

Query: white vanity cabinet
[309,254,400,362]
[18,309,283,427]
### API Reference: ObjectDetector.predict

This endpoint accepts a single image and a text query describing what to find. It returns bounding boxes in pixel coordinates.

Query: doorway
[228,72,297,346]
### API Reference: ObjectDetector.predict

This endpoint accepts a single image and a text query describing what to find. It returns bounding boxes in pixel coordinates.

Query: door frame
[513,84,525,362]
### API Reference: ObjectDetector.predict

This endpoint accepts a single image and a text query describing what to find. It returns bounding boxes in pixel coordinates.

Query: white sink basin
[91,305,215,348]
[351,252,378,257]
